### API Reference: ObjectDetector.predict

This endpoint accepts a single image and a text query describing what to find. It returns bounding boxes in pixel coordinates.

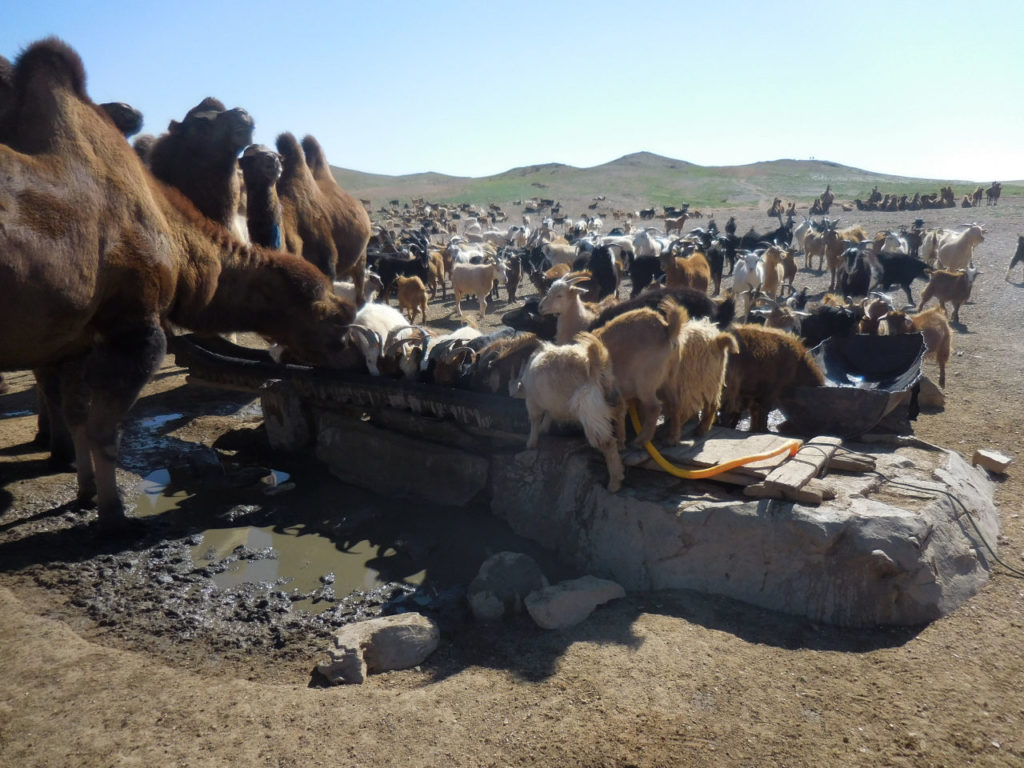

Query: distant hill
[330,152,1022,212]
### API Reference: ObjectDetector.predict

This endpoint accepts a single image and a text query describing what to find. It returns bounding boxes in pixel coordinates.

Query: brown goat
[593,300,687,448]
[720,325,826,432]
[918,266,978,325]
[396,275,428,324]
[882,305,952,387]
[660,249,711,293]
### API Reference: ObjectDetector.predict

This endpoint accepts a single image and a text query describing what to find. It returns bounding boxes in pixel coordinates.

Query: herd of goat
[328,204,1000,489]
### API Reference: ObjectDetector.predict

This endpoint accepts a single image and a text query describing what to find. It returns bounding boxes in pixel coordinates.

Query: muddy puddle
[136,466,425,613]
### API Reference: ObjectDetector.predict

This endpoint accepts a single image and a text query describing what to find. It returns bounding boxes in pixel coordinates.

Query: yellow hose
[628,404,801,479]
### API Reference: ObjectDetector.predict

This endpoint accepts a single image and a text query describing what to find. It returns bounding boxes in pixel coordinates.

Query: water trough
[173,334,1001,628]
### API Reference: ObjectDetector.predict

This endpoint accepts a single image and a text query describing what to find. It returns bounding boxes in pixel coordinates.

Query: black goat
[628,255,664,297]
[870,253,931,304]
[838,247,871,299]
[591,287,736,332]
[501,298,558,340]
[798,305,861,349]
[368,247,433,301]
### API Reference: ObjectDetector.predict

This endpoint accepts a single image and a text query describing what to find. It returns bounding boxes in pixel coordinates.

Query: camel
[0,38,358,531]
[148,97,253,237]
[98,101,143,138]
[275,131,340,281]
[301,134,372,304]
[239,144,284,249]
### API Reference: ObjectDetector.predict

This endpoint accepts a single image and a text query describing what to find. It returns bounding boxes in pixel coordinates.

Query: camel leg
[77,323,167,527]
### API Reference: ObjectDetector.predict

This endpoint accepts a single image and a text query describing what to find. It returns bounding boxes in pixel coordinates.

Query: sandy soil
[1,197,1023,768]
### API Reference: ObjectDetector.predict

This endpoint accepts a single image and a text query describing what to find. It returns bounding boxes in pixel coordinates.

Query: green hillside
[330,152,1022,211]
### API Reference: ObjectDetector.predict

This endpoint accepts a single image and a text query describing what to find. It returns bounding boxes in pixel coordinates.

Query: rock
[467,552,548,621]
[316,613,439,685]
[525,575,625,630]
[492,436,1000,627]
[972,448,1012,475]
[917,376,945,409]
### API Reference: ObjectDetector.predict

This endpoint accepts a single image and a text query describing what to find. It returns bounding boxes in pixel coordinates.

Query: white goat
[537,273,602,344]
[347,303,411,375]
[936,224,985,270]
[452,261,500,320]
[511,332,624,492]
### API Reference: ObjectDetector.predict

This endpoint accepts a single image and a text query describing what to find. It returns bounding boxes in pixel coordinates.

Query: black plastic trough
[779,333,925,438]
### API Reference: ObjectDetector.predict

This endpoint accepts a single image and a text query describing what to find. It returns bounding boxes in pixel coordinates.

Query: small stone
[525,575,625,630]
[317,613,439,685]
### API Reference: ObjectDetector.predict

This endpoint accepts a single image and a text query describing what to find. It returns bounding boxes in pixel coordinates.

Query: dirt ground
[2,197,1023,768]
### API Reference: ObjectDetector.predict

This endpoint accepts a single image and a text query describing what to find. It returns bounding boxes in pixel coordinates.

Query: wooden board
[763,436,843,492]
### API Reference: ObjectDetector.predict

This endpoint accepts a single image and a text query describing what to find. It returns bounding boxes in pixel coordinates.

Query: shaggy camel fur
[238,144,284,249]
[0,38,357,530]
[148,97,254,235]
[276,131,340,281]
[301,135,372,304]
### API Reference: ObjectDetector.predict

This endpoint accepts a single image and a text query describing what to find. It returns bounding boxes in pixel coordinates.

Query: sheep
[1007,236,1024,282]
[452,261,500,320]
[512,332,624,492]
[935,224,984,271]
[396,275,428,324]
[917,265,979,325]
[663,318,739,440]
[719,325,826,433]
[593,300,688,448]
[882,305,952,387]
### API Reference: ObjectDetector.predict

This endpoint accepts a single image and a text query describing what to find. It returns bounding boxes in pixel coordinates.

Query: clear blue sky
[3,1,1022,182]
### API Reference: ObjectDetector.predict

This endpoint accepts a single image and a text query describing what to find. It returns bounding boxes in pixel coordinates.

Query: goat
[538,272,609,344]
[346,302,412,375]
[395,275,428,324]
[869,252,931,305]
[590,286,735,333]
[882,305,952,387]
[838,247,872,299]
[628,254,664,297]
[541,240,579,267]
[593,300,687,448]
[512,332,624,492]
[797,304,861,349]
[664,318,739,439]
[579,245,621,299]
[661,245,711,294]
[720,325,826,432]
[501,298,559,340]
[757,245,786,300]
[1008,235,1024,282]
[918,265,979,325]
[452,261,500,320]
[935,224,984,270]
[528,262,571,296]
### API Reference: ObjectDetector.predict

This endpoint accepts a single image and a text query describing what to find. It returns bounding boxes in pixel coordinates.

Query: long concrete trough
[175,334,1001,628]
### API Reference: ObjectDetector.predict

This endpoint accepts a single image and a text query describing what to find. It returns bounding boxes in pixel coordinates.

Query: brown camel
[239,144,284,249]
[275,131,339,281]
[301,134,372,303]
[0,38,357,531]
[148,97,253,234]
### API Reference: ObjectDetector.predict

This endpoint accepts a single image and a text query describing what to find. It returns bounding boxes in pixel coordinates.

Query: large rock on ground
[317,613,440,685]
[467,551,548,621]
[525,575,625,630]
[492,437,999,627]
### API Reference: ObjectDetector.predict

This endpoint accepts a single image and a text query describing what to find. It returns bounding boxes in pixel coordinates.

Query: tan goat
[664,318,739,440]
[882,305,952,387]
[396,275,428,324]
[593,299,688,448]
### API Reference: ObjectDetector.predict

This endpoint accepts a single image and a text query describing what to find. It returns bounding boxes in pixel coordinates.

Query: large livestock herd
[0,38,1016,530]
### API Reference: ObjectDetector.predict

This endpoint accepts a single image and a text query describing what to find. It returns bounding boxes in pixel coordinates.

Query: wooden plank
[827,454,876,473]
[763,436,843,492]
[744,480,828,505]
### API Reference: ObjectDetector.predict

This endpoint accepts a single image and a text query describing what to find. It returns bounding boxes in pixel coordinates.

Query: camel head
[169,98,254,159]
[239,144,282,187]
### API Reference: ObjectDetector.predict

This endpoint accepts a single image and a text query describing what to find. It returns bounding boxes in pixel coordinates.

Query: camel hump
[14,37,88,103]
[276,131,302,158]
[185,96,226,120]
[301,135,329,174]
